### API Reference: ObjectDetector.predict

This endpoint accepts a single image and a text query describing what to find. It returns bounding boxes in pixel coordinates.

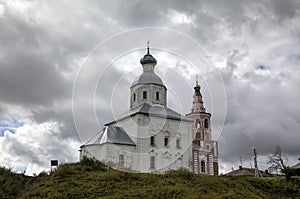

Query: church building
[79,46,218,175]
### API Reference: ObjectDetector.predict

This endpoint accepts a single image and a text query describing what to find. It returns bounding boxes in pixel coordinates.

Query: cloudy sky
[0,0,300,175]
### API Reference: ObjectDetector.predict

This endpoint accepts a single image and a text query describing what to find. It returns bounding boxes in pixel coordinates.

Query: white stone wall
[113,114,193,173]
[130,84,167,109]
[81,143,136,171]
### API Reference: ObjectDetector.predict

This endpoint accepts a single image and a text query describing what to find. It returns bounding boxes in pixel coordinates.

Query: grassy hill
[1,158,300,199]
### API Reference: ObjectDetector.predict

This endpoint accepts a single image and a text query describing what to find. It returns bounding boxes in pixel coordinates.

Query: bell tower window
[201,160,206,173]
[133,93,136,102]
[143,91,147,99]
[195,119,200,128]
[204,118,209,129]
[156,92,159,100]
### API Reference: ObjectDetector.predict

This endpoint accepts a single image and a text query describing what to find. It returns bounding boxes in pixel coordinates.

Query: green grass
[1,158,300,199]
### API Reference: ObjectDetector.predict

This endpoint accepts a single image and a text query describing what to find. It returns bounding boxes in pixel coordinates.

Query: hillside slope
[0,167,31,198]
[1,159,300,199]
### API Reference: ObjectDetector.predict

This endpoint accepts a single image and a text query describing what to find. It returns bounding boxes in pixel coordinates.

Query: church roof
[291,162,300,169]
[131,71,164,87]
[84,126,136,146]
[105,103,192,126]
[225,167,274,177]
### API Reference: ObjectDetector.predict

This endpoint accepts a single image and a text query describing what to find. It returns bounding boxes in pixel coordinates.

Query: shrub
[80,157,108,171]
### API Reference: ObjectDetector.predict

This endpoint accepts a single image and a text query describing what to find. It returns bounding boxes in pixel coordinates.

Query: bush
[80,157,108,171]
[283,167,298,181]
[0,167,29,198]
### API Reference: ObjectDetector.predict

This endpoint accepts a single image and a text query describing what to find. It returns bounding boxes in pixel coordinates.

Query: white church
[79,46,218,175]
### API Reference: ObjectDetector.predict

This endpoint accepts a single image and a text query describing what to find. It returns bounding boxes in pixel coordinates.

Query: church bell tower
[186,80,218,176]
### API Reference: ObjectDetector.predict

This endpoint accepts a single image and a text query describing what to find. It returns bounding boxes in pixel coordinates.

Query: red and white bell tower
[186,81,218,176]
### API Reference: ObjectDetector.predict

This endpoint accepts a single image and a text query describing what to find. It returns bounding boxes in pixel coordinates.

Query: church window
[176,139,181,149]
[164,137,169,147]
[204,118,209,128]
[150,156,155,169]
[156,92,159,100]
[195,119,200,128]
[143,91,147,99]
[150,136,155,146]
[201,160,206,173]
[133,93,136,102]
[119,155,124,167]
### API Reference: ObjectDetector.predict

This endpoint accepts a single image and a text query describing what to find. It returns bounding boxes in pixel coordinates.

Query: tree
[267,145,293,180]
[267,145,287,171]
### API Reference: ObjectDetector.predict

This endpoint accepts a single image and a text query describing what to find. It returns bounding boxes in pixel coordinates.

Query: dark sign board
[51,160,58,166]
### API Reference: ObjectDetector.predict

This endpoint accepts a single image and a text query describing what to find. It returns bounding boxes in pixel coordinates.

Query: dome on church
[140,53,157,65]
[131,71,164,87]
[194,82,200,89]
[131,45,163,87]
[140,43,157,65]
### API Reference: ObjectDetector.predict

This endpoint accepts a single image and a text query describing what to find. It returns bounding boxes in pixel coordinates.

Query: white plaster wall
[130,84,167,109]
[112,114,193,173]
[81,144,136,170]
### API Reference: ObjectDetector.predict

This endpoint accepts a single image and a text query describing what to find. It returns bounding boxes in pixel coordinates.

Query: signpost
[51,160,58,172]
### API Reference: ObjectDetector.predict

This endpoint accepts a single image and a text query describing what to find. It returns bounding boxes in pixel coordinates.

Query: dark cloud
[219,61,300,167]
[268,0,300,20]
[0,51,69,106]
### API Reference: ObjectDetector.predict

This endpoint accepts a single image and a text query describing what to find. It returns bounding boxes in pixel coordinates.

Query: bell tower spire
[192,80,205,113]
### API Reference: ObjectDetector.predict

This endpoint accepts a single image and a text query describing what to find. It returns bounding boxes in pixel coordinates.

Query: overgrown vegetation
[1,158,300,198]
[0,167,31,198]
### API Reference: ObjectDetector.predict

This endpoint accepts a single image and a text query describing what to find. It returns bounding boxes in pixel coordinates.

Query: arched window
[156,92,159,100]
[150,156,155,169]
[133,93,136,102]
[164,137,169,147]
[204,118,209,129]
[150,136,155,147]
[176,139,181,149]
[119,155,124,167]
[143,91,147,99]
[201,160,206,173]
[195,119,200,128]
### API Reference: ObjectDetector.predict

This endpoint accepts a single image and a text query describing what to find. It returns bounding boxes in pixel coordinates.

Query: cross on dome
[140,41,157,65]
[147,40,150,54]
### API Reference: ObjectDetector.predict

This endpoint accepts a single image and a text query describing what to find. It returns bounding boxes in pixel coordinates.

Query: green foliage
[80,156,109,171]
[0,167,31,199]
[245,176,299,198]
[1,160,300,198]
[282,167,300,181]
